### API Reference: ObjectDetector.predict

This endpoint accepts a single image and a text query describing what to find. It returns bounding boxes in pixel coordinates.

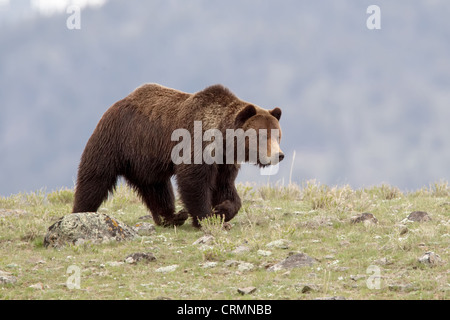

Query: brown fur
[73,84,283,227]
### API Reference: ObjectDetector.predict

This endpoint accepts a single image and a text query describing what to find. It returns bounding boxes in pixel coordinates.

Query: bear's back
[128,84,190,110]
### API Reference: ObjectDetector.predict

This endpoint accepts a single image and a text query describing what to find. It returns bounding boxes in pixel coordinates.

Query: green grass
[0,181,448,300]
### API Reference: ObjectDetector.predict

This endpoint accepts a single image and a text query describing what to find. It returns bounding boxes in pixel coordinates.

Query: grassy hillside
[0,181,448,300]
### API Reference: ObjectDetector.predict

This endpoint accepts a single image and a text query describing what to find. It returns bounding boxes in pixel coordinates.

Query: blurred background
[0,0,449,196]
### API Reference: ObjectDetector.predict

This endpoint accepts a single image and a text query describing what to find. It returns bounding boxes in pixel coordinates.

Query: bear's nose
[278,152,285,162]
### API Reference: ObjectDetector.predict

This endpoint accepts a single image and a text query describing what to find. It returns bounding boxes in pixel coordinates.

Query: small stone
[29,283,44,290]
[388,284,417,292]
[133,222,156,236]
[266,239,291,249]
[155,265,178,273]
[125,252,156,264]
[374,257,393,265]
[257,250,272,257]
[418,252,443,266]
[106,261,124,267]
[350,274,366,281]
[193,235,215,246]
[232,246,250,254]
[201,262,218,269]
[315,296,346,300]
[302,285,318,293]
[155,296,172,300]
[224,260,240,267]
[237,262,255,272]
[351,213,378,224]
[268,253,316,271]
[0,270,17,285]
[295,283,320,293]
[237,287,257,295]
[399,227,409,235]
[196,244,213,251]
[333,267,350,272]
[406,211,431,223]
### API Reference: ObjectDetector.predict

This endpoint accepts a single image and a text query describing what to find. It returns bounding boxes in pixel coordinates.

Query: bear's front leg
[176,165,217,228]
[213,192,242,222]
[212,164,242,222]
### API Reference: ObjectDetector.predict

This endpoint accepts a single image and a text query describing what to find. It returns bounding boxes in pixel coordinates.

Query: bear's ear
[235,105,257,127]
[270,107,282,121]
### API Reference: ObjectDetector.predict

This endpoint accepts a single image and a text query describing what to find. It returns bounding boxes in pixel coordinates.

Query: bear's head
[234,104,284,167]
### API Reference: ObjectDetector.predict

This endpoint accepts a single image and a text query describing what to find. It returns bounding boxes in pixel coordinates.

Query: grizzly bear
[73,84,284,228]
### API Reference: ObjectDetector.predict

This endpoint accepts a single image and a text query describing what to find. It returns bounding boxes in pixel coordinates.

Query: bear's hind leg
[73,175,117,213]
[136,180,188,227]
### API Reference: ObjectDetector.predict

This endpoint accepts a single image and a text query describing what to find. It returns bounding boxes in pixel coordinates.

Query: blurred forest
[0,0,449,195]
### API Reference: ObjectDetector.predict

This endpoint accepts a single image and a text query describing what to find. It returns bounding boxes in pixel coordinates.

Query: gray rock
[193,235,215,246]
[295,283,320,293]
[315,296,346,300]
[374,257,393,265]
[133,222,156,236]
[0,270,17,285]
[333,267,350,272]
[224,260,240,267]
[237,262,255,272]
[388,284,418,292]
[125,252,156,264]
[406,211,431,222]
[29,283,44,290]
[237,287,257,295]
[268,253,316,271]
[418,252,443,266]
[201,262,218,269]
[44,212,138,248]
[106,261,124,267]
[350,274,366,281]
[155,296,172,300]
[351,213,378,224]
[155,265,178,273]
[257,250,272,257]
[232,245,250,254]
[266,239,291,249]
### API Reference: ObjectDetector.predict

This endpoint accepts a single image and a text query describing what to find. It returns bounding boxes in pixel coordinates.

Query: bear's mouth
[255,152,284,168]
[256,160,278,168]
